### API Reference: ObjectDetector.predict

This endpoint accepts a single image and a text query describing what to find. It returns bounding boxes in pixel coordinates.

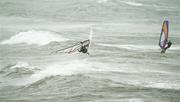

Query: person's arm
[78,47,81,52]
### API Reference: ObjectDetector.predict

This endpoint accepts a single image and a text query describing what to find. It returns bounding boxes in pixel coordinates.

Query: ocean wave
[0,30,69,46]
[17,60,93,85]
[0,62,39,78]
[0,59,95,86]
[32,60,92,77]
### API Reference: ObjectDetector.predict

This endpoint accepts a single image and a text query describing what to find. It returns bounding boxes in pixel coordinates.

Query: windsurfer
[161,41,172,53]
[78,41,90,55]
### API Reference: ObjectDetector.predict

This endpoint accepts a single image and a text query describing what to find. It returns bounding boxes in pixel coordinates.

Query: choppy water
[0,0,180,102]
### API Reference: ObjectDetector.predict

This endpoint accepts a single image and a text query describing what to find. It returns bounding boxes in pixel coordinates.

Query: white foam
[121,1,143,6]
[97,0,108,3]
[10,61,34,69]
[0,30,69,46]
[144,82,180,90]
[22,60,93,85]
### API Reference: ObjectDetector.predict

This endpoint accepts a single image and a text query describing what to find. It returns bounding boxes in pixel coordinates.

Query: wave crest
[0,30,69,46]
[0,62,39,78]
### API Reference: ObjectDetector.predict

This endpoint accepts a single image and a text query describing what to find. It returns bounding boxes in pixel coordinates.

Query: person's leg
[161,49,166,53]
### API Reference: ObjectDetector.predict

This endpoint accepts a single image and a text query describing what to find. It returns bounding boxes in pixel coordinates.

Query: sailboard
[159,20,169,49]
[52,27,92,54]
[68,39,90,54]
[52,39,90,54]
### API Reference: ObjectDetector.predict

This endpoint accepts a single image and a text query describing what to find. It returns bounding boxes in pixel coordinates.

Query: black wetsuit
[165,41,172,49]
[161,41,172,53]
[79,46,88,53]
[78,40,90,54]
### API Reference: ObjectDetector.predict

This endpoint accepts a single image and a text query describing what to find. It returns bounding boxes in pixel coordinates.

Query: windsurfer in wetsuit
[161,41,172,53]
[78,41,90,55]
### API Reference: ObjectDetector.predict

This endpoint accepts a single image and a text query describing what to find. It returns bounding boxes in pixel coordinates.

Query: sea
[0,0,180,102]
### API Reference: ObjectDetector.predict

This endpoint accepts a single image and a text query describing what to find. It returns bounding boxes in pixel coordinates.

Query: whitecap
[97,0,108,3]
[121,1,143,6]
[0,30,69,46]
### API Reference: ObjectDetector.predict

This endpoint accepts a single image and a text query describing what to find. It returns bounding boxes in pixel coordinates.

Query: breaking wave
[0,62,39,78]
[1,60,93,85]
[0,30,69,46]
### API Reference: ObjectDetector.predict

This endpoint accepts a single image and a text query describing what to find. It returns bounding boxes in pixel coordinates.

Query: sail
[52,39,90,54]
[159,20,169,49]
